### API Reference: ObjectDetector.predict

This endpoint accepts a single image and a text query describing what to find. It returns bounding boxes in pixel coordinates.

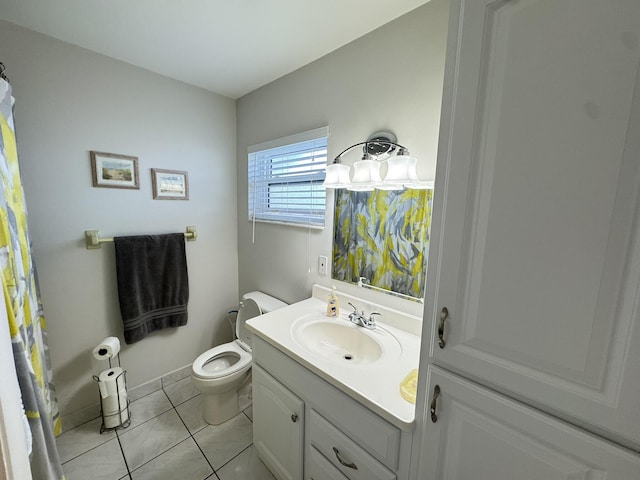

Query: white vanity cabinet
[416,0,640,476]
[252,336,414,480]
[253,364,304,480]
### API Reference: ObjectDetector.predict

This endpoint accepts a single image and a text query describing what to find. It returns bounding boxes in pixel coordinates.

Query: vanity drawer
[308,409,396,480]
[313,395,400,470]
[307,446,349,480]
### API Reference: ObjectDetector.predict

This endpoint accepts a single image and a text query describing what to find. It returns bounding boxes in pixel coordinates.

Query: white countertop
[246,292,422,431]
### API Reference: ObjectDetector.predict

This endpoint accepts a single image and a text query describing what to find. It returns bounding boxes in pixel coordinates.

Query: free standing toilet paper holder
[92,353,131,433]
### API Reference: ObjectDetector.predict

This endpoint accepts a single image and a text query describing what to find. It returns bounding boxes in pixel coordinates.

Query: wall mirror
[331,188,433,301]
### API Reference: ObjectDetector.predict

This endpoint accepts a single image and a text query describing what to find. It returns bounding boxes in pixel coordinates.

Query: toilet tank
[236,291,287,349]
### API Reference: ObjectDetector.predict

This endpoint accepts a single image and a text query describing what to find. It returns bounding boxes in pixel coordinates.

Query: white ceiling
[0,0,430,99]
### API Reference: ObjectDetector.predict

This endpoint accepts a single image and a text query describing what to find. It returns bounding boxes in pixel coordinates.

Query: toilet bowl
[191,291,287,425]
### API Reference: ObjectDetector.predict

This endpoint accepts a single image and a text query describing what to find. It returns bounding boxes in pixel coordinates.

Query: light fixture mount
[365,131,398,156]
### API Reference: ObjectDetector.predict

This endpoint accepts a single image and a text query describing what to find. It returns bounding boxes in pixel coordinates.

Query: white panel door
[418,366,640,479]
[253,364,304,480]
[426,0,640,448]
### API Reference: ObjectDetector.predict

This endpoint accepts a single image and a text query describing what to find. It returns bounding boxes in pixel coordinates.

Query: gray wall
[0,0,447,417]
[0,21,239,415]
[236,0,449,309]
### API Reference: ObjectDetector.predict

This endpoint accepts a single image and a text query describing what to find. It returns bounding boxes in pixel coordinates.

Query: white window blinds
[248,127,328,229]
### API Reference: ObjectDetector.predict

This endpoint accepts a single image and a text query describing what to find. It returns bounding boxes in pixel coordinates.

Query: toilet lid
[236,297,262,346]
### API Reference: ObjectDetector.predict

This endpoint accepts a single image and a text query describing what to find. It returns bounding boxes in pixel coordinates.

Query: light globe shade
[378,155,418,190]
[404,179,435,189]
[348,159,382,191]
[386,155,434,190]
[323,163,351,189]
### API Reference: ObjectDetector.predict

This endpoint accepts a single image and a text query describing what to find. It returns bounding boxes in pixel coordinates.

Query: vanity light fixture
[323,131,433,191]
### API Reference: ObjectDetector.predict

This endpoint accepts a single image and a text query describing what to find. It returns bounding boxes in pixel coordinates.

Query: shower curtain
[332,188,433,298]
[0,77,64,479]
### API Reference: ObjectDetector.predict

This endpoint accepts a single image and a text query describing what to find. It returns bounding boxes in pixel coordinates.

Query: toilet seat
[191,341,252,380]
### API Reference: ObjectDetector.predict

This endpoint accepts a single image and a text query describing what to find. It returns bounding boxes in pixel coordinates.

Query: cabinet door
[253,364,304,480]
[425,0,640,448]
[416,366,640,479]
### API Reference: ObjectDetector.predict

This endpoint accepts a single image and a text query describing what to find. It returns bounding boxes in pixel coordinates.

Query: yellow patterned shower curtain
[332,188,433,298]
[0,77,64,478]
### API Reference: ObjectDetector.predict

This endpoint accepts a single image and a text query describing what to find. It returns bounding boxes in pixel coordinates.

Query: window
[248,127,328,228]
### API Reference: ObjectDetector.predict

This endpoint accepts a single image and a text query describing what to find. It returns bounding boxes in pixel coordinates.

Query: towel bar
[84,226,197,249]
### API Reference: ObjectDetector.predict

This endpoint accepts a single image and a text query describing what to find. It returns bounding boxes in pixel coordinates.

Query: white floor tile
[194,413,253,470]
[130,438,213,480]
[163,376,199,406]
[216,446,275,480]
[61,403,101,431]
[56,416,116,463]
[118,409,190,470]
[243,406,253,422]
[59,377,264,479]
[62,438,127,480]
[126,389,173,429]
[175,394,208,434]
[128,379,162,403]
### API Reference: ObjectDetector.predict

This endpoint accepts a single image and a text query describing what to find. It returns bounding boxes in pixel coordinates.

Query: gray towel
[114,233,189,344]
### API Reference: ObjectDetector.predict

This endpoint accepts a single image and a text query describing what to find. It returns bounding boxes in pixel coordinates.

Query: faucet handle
[347,302,358,322]
[364,312,380,329]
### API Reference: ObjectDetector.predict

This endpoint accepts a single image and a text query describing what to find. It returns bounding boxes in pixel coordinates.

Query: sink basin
[291,313,402,365]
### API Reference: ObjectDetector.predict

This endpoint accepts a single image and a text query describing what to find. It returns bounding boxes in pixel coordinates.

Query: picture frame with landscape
[90,151,139,190]
[151,168,189,200]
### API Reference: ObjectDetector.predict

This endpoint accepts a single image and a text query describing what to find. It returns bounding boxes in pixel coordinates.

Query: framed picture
[151,168,189,200]
[90,151,139,190]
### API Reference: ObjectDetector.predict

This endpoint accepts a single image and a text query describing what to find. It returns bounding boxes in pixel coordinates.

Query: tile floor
[56,377,276,480]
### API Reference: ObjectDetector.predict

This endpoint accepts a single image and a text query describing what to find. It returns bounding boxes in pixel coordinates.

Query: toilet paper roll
[103,405,130,429]
[101,388,128,415]
[97,367,126,399]
[92,337,121,360]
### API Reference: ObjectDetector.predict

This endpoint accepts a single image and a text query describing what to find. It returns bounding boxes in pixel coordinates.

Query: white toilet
[191,291,287,425]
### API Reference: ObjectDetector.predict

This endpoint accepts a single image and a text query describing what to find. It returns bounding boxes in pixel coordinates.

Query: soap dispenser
[326,285,339,317]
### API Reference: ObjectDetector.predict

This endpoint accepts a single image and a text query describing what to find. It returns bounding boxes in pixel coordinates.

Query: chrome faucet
[347,302,379,330]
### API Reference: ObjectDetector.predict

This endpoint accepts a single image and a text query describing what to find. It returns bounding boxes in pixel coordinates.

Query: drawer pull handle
[291,414,298,422]
[438,307,449,348]
[333,447,358,470]
[430,384,441,423]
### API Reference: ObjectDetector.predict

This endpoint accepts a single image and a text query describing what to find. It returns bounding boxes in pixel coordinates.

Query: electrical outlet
[318,255,328,275]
